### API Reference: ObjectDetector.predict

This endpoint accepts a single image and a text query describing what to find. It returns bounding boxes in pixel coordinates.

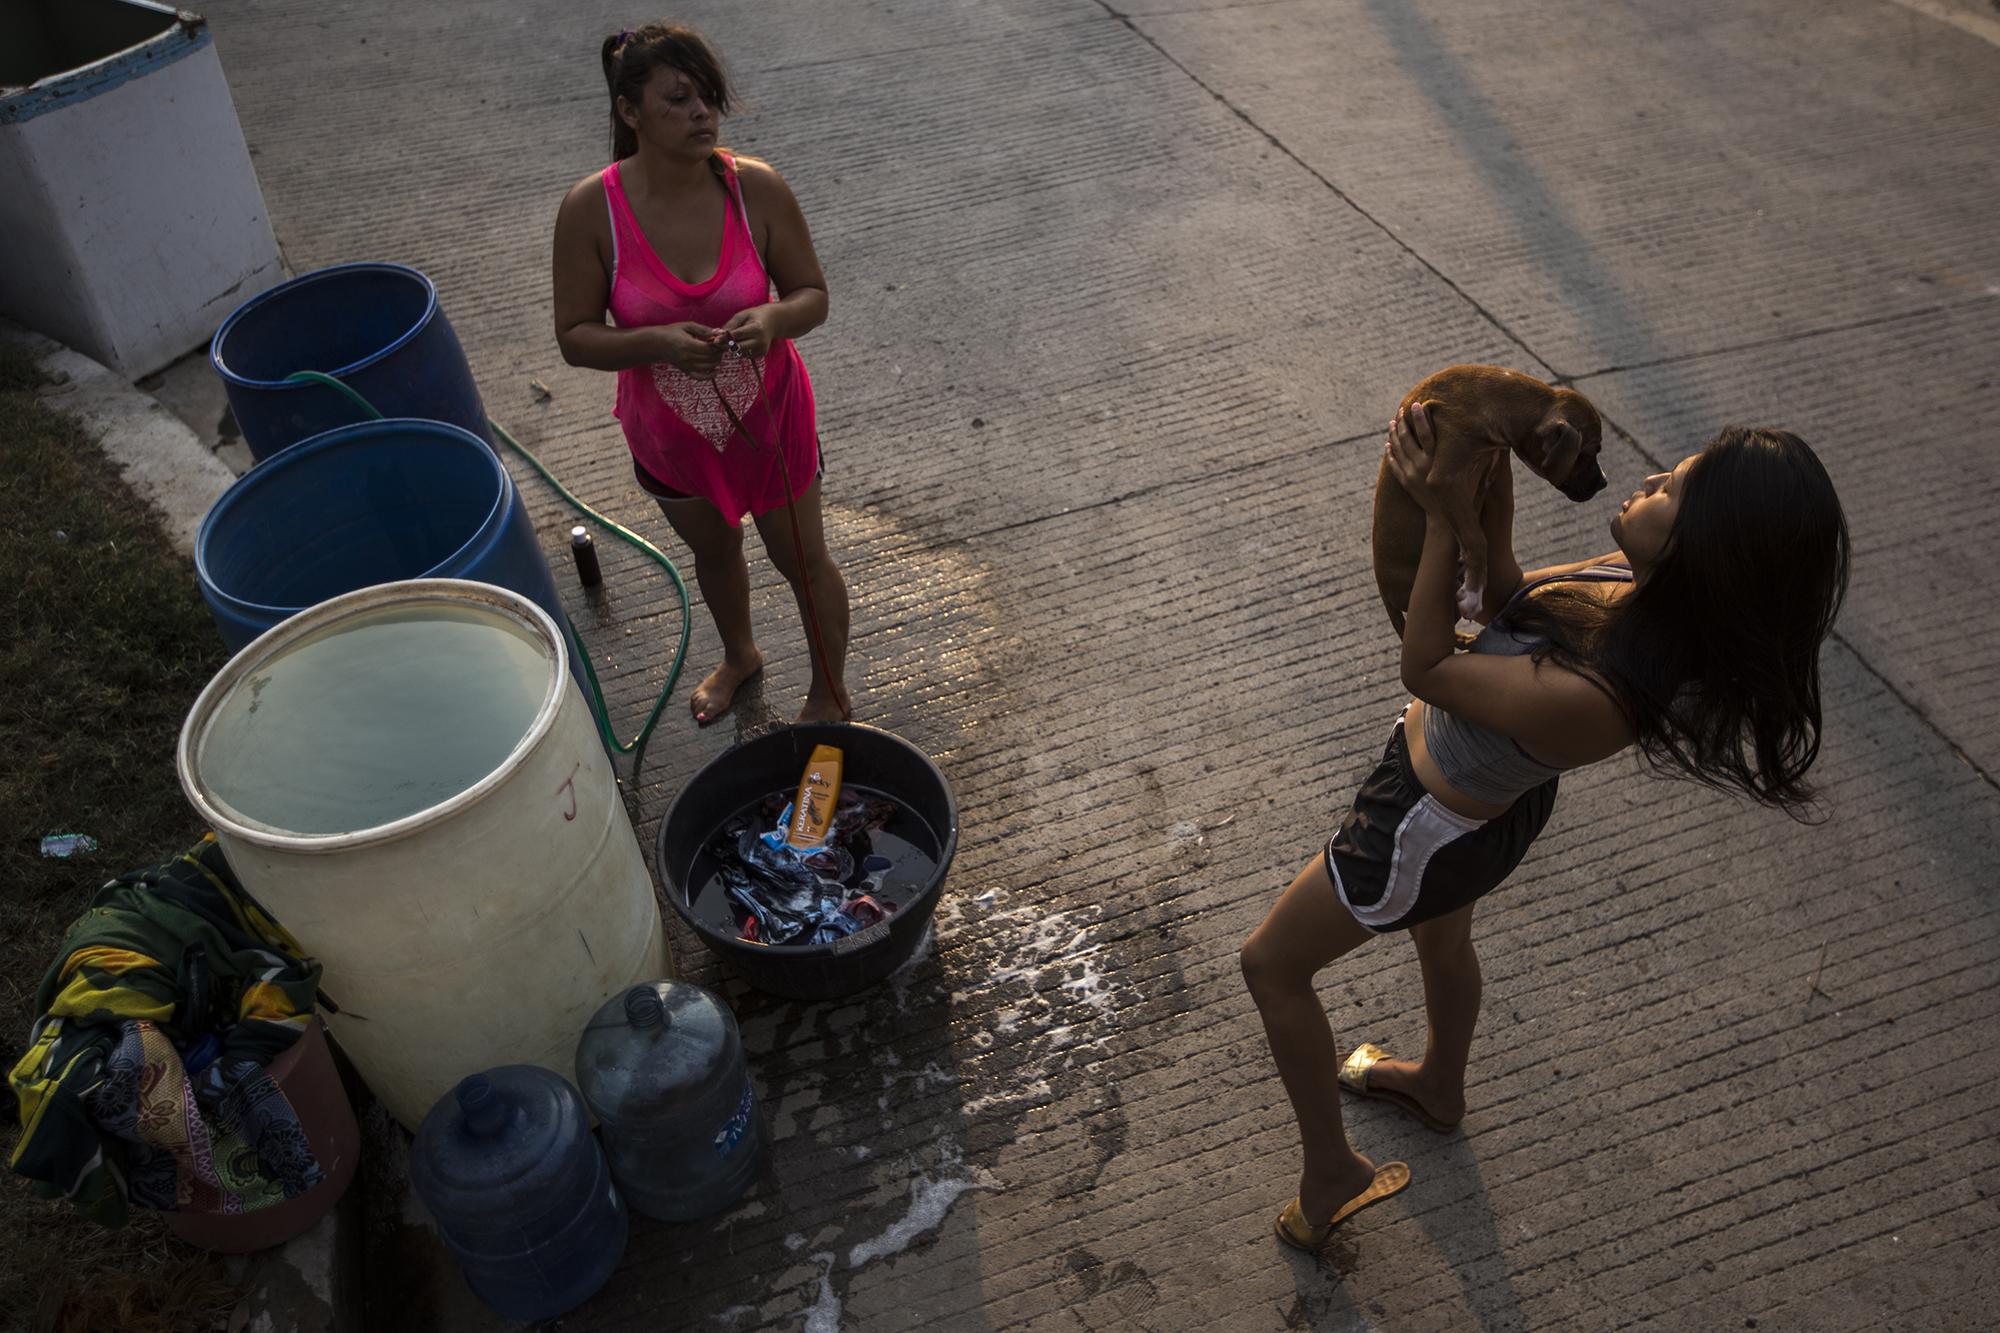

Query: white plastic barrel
[177,579,666,1129]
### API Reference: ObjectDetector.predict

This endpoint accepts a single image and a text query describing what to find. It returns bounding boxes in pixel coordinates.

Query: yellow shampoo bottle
[785,745,845,849]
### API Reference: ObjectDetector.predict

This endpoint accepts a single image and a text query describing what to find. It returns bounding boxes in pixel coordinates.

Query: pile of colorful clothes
[710,791,901,945]
[8,836,325,1225]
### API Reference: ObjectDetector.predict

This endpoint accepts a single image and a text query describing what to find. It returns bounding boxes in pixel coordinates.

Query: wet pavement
[196,1,1999,1328]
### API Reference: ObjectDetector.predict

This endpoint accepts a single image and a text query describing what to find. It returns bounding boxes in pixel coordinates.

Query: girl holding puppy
[1243,403,1850,1250]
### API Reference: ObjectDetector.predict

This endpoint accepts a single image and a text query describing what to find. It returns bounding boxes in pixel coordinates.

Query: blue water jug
[575,982,762,1222]
[409,1068,627,1321]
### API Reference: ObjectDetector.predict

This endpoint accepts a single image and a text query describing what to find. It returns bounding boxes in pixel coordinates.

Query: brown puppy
[1372,365,1607,633]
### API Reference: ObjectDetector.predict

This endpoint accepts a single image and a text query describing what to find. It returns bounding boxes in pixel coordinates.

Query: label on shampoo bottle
[785,745,844,849]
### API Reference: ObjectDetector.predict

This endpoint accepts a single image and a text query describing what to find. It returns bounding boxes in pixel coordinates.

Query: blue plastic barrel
[210,262,491,462]
[410,1068,627,1322]
[194,419,581,690]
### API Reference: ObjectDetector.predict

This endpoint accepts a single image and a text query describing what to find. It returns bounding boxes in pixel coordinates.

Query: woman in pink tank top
[552,24,849,724]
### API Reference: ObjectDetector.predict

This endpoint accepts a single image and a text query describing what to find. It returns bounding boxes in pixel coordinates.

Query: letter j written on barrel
[177,580,667,1129]
[211,262,491,461]
[194,418,591,702]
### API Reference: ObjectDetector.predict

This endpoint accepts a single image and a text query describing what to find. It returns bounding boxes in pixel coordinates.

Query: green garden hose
[281,370,688,756]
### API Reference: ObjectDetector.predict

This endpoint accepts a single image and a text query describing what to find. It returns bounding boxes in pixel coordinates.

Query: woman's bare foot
[1363,1056,1466,1127]
[690,650,763,725]
[795,688,849,725]
[1297,1150,1381,1227]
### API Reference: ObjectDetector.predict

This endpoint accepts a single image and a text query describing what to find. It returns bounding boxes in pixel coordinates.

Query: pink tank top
[603,153,818,525]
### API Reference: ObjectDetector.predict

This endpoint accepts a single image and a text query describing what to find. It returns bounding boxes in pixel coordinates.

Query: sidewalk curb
[223,1179,365,1333]
[1,319,237,561]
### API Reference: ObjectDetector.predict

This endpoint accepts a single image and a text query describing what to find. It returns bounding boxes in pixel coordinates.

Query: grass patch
[1,340,241,1330]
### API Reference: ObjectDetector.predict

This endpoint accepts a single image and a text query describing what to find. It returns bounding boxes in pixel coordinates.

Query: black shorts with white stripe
[1324,716,1557,932]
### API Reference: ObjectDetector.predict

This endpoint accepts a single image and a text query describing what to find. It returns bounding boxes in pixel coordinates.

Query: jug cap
[411,1066,606,1255]
[457,1074,511,1136]
[623,985,666,1029]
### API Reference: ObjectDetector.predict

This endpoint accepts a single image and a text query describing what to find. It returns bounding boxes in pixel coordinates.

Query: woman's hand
[1384,401,1448,515]
[718,305,781,359]
[652,322,725,379]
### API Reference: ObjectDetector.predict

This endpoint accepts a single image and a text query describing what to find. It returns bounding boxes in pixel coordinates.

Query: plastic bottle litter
[570,526,601,588]
[575,981,761,1222]
[409,1068,627,1321]
[39,834,98,858]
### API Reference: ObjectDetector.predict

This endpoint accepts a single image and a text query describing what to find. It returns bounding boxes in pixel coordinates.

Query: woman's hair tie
[615,28,635,49]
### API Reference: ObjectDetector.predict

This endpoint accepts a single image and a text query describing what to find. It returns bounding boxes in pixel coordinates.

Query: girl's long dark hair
[1508,426,1851,818]
[601,23,733,162]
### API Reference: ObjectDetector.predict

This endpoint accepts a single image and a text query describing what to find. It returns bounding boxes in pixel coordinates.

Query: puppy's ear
[1534,418,1582,482]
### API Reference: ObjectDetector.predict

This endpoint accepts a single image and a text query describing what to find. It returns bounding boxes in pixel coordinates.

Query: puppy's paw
[1455,579,1487,623]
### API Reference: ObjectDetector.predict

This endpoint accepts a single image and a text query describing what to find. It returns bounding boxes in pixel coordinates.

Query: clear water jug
[409,1067,627,1320]
[575,981,762,1221]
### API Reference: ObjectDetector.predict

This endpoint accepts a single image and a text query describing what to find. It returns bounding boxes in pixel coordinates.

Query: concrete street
[196,0,2000,1327]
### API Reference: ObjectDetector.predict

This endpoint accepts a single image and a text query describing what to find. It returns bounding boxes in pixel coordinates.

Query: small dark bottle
[570,526,602,588]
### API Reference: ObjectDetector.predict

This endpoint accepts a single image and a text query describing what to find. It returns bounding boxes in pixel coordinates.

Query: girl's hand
[718,306,780,359]
[1385,401,1449,515]
[654,322,724,379]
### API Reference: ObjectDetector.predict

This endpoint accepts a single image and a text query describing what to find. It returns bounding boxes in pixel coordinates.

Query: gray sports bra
[1420,563,1633,804]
